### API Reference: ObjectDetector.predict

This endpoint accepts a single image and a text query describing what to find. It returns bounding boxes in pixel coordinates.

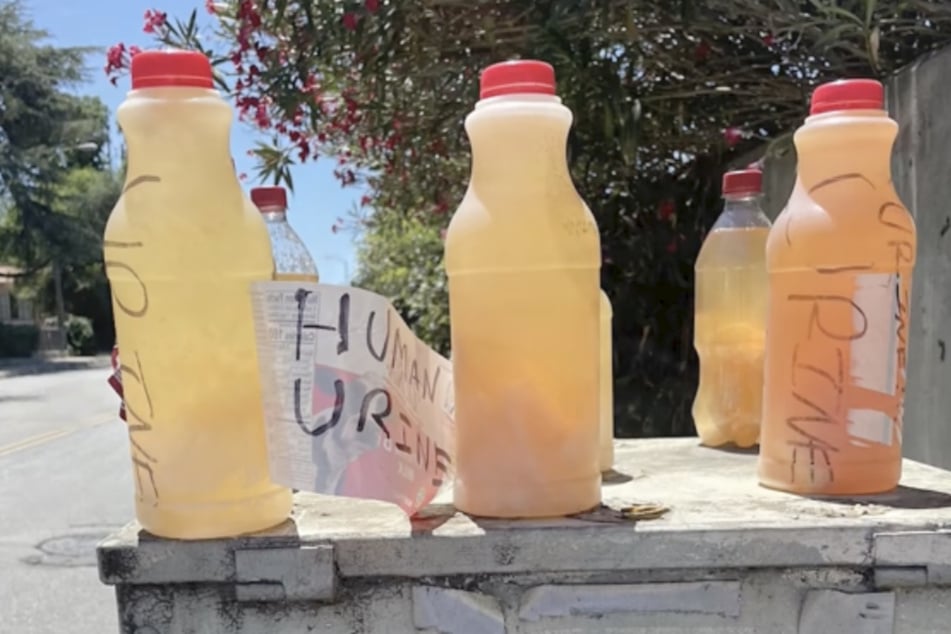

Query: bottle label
[846,272,902,446]
[764,266,911,486]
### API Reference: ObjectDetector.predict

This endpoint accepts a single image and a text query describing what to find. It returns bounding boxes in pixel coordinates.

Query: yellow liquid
[759,112,916,495]
[692,227,769,448]
[445,94,602,518]
[599,290,614,471]
[104,86,291,539]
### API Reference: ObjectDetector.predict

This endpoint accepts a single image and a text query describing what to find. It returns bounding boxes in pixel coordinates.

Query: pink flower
[360,195,372,207]
[105,43,126,74]
[143,9,167,34]
[763,33,775,48]
[723,127,744,148]
[365,0,380,13]
[342,11,359,31]
[204,0,216,14]
[129,45,143,58]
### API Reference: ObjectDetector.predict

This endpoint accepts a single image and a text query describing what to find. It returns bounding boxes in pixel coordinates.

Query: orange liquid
[693,227,769,448]
[445,93,601,518]
[759,111,916,495]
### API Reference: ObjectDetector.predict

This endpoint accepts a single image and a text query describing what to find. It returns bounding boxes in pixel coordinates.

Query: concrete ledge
[517,581,742,621]
[798,590,895,634]
[412,586,504,634]
[98,439,951,586]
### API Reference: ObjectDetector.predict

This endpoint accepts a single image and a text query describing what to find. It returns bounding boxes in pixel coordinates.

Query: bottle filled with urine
[759,79,916,495]
[692,168,771,449]
[444,60,602,518]
[103,50,292,539]
[250,186,319,282]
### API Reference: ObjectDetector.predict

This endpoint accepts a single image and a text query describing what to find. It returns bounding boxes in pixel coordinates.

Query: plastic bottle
[692,168,771,448]
[599,290,614,472]
[250,186,319,282]
[759,79,917,495]
[103,50,292,539]
[444,60,602,518]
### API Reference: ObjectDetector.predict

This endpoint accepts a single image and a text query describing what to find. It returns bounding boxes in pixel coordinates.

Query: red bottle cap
[479,60,556,100]
[131,49,214,90]
[722,168,762,196]
[250,186,287,211]
[810,79,884,115]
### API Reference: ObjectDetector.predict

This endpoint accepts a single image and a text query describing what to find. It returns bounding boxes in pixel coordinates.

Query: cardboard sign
[251,282,454,515]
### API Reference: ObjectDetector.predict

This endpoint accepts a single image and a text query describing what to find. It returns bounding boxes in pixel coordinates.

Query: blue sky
[24,0,363,284]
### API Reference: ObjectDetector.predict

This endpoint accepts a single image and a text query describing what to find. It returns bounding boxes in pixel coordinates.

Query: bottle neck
[793,111,896,193]
[261,209,288,222]
[714,193,771,229]
[465,95,574,193]
[723,192,761,205]
[119,88,236,191]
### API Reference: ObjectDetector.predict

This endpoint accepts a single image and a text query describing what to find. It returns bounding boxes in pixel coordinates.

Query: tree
[0,1,116,349]
[110,0,951,435]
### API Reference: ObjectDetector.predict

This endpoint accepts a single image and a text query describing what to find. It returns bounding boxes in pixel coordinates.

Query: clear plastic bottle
[599,290,614,472]
[444,60,602,518]
[103,50,292,539]
[250,186,319,282]
[759,79,917,495]
[692,168,771,448]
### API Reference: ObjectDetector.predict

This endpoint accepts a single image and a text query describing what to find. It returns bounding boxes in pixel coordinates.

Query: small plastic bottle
[692,168,771,449]
[250,186,319,282]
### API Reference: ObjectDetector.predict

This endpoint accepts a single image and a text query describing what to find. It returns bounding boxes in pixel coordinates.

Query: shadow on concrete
[698,441,760,456]
[410,503,455,535]
[808,484,951,510]
[0,356,110,379]
[602,469,634,485]
[0,393,41,403]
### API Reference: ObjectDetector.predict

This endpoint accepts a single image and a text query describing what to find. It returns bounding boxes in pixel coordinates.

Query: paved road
[0,361,132,633]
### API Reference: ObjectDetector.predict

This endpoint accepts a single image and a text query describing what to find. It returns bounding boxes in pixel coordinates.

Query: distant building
[0,266,36,325]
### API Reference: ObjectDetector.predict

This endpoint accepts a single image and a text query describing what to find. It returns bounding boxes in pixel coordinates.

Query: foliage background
[112,0,951,436]
[1,1,121,352]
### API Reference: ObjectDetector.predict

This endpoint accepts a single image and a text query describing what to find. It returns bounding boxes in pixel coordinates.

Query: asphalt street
[0,359,132,633]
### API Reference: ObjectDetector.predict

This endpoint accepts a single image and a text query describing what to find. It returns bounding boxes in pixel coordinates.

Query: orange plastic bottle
[251,186,319,282]
[444,60,602,518]
[758,79,917,495]
[692,169,771,448]
[103,50,292,538]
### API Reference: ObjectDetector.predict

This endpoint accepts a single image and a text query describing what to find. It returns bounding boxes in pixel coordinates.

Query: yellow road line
[0,419,113,458]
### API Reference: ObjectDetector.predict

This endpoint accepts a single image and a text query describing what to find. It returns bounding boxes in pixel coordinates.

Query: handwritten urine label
[251,282,454,515]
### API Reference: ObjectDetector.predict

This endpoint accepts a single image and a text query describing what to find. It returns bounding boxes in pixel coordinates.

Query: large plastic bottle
[103,50,292,539]
[250,186,319,282]
[599,290,614,472]
[759,79,917,495]
[692,168,771,448]
[444,60,602,518]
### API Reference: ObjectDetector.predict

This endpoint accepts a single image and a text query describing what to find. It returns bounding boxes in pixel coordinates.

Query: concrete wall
[744,47,951,470]
[889,48,951,470]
